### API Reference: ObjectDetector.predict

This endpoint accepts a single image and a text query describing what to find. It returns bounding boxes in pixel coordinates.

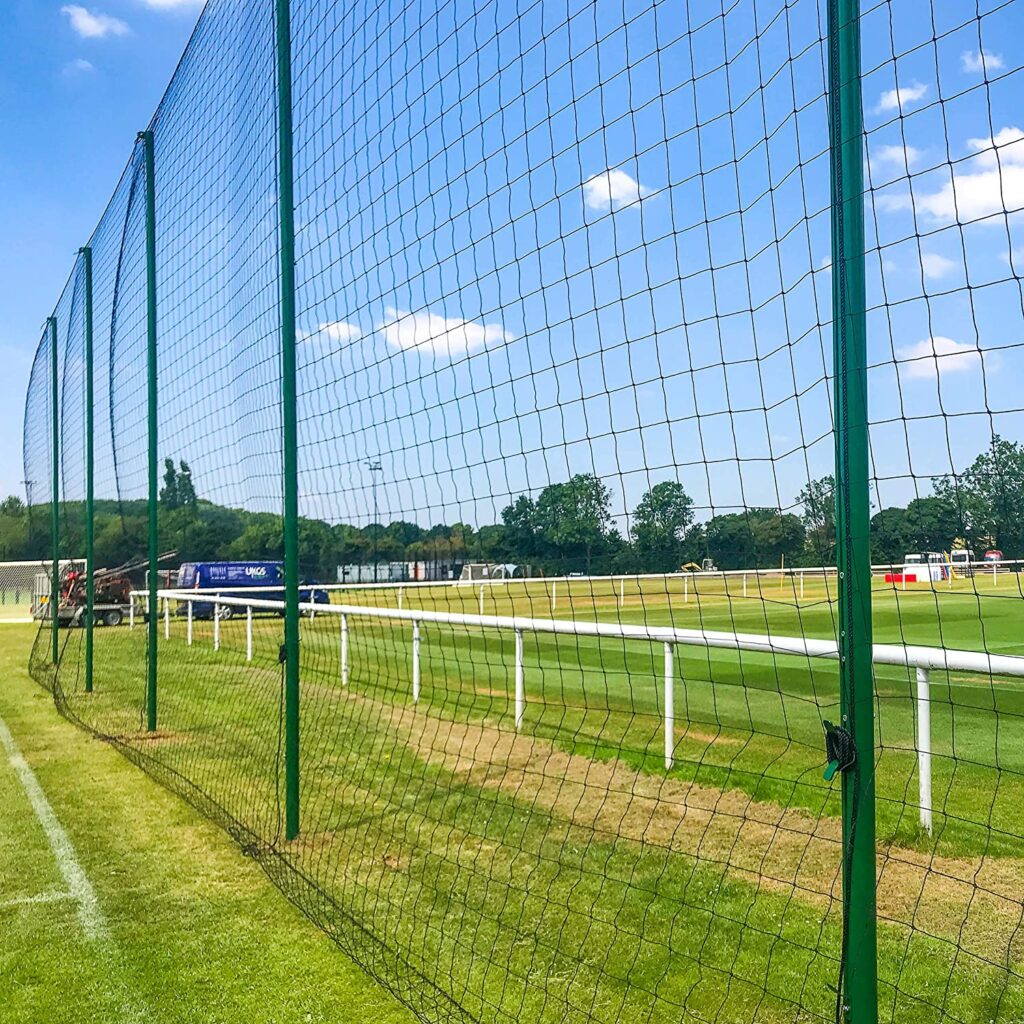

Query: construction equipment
[36,552,177,626]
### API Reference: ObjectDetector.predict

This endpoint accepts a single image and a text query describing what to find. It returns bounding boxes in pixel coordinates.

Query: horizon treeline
[3,437,1021,580]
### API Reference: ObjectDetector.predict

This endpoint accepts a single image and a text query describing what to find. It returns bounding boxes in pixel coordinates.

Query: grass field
[0,623,416,1024]
[30,572,1024,1023]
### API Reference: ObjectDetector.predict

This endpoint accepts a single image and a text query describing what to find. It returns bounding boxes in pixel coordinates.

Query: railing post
[163,596,169,640]
[81,246,94,692]
[129,593,135,630]
[49,316,59,665]
[915,667,933,835]
[412,620,421,703]
[140,128,159,734]
[514,629,524,730]
[276,0,301,841]
[828,0,877,1017]
[663,642,674,770]
[186,598,192,646]
[340,613,348,686]
[213,596,220,652]
[246,603,253,662]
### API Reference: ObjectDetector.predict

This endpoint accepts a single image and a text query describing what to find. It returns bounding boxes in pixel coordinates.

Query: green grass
[30,573,1024,1023]
[0,623,416,1024]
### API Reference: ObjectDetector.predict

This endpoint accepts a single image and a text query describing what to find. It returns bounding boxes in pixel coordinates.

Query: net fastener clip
[822,720,856,781]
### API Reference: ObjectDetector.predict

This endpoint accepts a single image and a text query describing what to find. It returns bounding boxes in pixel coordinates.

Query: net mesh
[21,0,1024,1021]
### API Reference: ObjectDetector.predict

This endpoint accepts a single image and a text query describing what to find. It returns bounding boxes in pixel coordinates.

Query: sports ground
[22,572,1024,1023]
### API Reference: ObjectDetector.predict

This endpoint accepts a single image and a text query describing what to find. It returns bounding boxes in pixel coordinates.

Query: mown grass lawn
[31,572,1024,1024]
[1,623,415,1024]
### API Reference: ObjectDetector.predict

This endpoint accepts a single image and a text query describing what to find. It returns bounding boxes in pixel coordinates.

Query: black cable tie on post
[278,643,287,664]
[822,720,856,782]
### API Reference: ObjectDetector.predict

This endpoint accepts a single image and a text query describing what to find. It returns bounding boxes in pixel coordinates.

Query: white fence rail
[142,588,1024,836]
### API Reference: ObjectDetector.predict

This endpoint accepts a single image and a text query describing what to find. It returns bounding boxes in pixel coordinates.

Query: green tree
[870,506,912,564]
[705,513,755,570]
[705,508,803,570]
[501,495,539,561]
[631,481,694,572]
[534,473,613,571]
[177,460,197,509]
[905,496,960,553]
[750,510,805,566]
[798,475,835,562]
[159,458,180,510]
[934,436,1024,554]
[0,496,26,518]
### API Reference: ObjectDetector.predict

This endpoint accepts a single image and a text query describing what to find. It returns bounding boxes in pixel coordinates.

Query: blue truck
[176,561,330,619]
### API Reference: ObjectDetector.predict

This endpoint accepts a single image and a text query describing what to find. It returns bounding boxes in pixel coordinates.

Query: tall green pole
[275,0,300,839]
[49,316,59,666]
[828,0,877,1021]
[81,247,95,694]
[141,130,159,734]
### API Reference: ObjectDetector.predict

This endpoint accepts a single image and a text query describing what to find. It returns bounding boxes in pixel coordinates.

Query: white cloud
[961,49,1005,74]
[899,336,982,379]
[921,252,956,280]
[61,5,129,38]
[582,168,652,212]
[378,307,512,357]
[62,58,95,75]
[298,321,362,347]
[874,82,927,114]
[138,0,204,7]
[869,143,922,173]
[910,127,1024,223]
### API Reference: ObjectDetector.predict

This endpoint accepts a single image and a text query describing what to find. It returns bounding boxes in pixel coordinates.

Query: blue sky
[0,0,202,499]
[17,0,1024,538]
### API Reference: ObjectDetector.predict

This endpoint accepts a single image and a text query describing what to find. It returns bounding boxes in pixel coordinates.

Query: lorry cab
[900,552,947,582]
[950,548,975,575]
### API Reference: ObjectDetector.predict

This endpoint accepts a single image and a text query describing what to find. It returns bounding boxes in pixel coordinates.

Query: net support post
[915,667,933,835]
[663,642,674,771]
[49,316,59,666]
[81,246,94,692]
[246,604,253,662]
[340,613,348,686]
[140,128,159,734]
[276,0,301,841]
[828,0,878,1019]
[412,620,421,703]
[514,629,524,730]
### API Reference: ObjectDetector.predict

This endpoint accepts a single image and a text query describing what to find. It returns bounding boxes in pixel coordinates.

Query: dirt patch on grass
[375,700,1024,965]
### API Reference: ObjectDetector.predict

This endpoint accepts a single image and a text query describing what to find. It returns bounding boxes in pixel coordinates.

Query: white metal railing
[132,557,1024,620]
[145,587,1024,836]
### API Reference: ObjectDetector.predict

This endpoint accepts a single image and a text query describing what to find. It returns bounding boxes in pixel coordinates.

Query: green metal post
[81,247,95,693]
[49,316,59,666]
[141,130,159,733]
[828,0,877,1021]
[276,0,300,839]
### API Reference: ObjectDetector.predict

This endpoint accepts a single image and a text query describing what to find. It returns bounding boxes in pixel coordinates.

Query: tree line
[3,437,1020,579]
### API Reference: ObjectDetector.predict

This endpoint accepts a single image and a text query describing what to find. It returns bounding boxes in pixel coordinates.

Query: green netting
[20,0,1024,1021]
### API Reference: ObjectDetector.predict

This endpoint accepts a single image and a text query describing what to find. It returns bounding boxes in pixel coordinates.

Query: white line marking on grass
[0,890,76,908]
[0,713,109,941]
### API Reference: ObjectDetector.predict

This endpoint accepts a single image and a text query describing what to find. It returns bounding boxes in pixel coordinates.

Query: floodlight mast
[366,459,383,582]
